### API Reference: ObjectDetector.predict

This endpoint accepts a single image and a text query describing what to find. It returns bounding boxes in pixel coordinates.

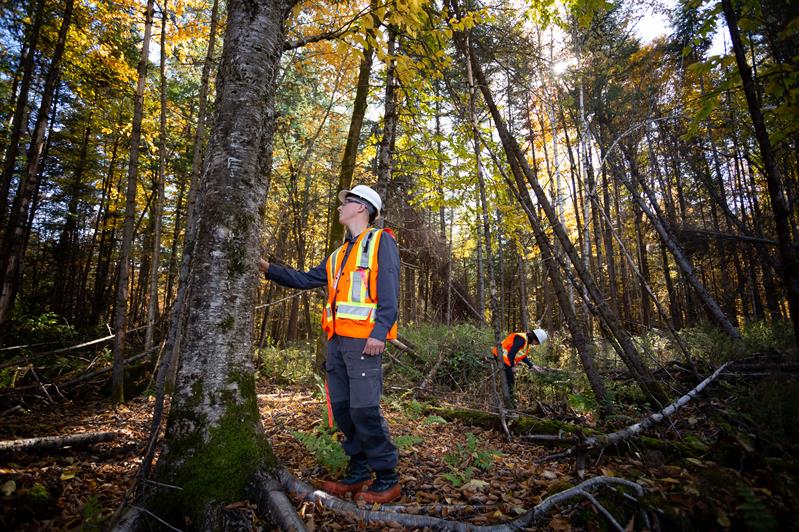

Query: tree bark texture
[149,0,296,528]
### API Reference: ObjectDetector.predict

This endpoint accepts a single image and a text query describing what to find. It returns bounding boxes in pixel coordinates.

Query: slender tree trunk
[111,0,156,403]
[326,24,375,254]
[462,36,512,408]
[0,0,46,228]
[722,0,799,344]
[146,1,168,351]
[375,27,397,201]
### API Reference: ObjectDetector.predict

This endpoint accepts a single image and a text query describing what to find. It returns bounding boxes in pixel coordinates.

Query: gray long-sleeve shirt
[265,229,399,342]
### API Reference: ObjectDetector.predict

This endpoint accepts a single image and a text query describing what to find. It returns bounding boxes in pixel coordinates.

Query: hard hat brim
[338,188,381,216]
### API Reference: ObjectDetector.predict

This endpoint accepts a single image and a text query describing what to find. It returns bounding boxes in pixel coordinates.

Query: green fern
[291,429,348,475]
[736,484,778,532]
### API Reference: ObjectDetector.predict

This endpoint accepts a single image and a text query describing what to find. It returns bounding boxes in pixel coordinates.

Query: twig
[129,504,184,532]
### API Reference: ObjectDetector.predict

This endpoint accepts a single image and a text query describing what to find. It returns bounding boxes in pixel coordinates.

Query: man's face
[337,196,367,225]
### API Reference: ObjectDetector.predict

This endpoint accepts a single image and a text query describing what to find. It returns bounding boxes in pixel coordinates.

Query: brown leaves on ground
[0,381,796,530]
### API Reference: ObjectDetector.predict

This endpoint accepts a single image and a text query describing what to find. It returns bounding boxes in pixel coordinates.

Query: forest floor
[0,374,797,530]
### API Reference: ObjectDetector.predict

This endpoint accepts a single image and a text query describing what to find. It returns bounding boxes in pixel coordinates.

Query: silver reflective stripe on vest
[335,302,376,321]
[356,229,379,269]
[349,229,379,303]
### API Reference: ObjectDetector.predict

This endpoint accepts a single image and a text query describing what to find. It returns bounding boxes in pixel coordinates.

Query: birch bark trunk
[148,0,297,527]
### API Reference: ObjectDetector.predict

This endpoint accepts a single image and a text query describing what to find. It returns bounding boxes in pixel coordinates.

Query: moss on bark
[152,373,276,528]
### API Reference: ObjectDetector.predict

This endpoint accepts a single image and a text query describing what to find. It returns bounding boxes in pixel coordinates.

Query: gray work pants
[326,335,398,472]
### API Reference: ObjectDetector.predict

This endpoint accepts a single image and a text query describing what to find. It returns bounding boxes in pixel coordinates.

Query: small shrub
[80,495,104,530]
[736,484,777,532]
[421,415,447,426]
[257,341,317,385]
[3,309,77,347]
[441,432,501,487]
[740,320,797,356]
[291,428,348,475]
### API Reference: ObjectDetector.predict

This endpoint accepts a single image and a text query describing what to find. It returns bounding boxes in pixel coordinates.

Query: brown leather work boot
[354,470,400,504]
[317,456,372,497]
[318,477,372,497]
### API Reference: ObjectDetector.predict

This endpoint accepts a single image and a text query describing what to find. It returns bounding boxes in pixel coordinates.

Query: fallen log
[420,404,709,456]
[251,470,307,531]
[536,361,731,470]
[275,468,644,531]
[0,431,119,453]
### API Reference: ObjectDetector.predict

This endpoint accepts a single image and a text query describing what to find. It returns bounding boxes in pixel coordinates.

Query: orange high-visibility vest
[322,228,398,340]
[491,332,530,366]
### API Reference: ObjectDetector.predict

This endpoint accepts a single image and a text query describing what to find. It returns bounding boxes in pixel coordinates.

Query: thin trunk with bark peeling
[146,1,168,352]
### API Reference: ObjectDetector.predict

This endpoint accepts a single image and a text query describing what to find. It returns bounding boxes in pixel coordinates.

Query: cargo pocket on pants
[350,367,382,408]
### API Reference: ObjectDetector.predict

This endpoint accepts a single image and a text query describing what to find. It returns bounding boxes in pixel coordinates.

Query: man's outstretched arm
[260,258,327,289]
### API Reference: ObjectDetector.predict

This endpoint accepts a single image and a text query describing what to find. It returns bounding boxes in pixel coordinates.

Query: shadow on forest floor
[0,374,797,530]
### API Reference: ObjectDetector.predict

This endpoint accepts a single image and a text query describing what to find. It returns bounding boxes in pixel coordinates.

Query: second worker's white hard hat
[530,328,548,344]
[339,184,382,217]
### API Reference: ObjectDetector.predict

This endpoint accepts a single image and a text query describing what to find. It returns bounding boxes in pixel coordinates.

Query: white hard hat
[530,328,548,344]
[339,185,382,217]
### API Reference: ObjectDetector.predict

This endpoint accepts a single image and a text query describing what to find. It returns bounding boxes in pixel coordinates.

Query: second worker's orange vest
[322,228,398,340]
[491,332,531,366]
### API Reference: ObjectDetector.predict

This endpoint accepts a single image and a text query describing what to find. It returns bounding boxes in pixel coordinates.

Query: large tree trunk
[161,0,221,391]
[147,0,296,527]
[111,0,156,403]
[722,0,799,345]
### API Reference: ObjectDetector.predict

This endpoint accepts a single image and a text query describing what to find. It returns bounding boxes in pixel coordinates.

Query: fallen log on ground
[419,404,710,456]
[535,361,731,471]
[0,431,119,453]
[275,467,644,531]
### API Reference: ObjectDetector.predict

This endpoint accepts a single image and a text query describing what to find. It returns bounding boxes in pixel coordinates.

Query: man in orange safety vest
[259,184,401,504]
[491,329,549,402]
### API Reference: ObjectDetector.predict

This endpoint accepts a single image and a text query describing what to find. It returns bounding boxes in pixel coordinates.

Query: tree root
[274,467,644,531]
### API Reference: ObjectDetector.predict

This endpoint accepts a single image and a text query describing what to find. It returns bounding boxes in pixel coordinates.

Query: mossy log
[420,404,710,456]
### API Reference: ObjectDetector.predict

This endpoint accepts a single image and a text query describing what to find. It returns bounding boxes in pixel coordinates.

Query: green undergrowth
[256,340,318,385]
